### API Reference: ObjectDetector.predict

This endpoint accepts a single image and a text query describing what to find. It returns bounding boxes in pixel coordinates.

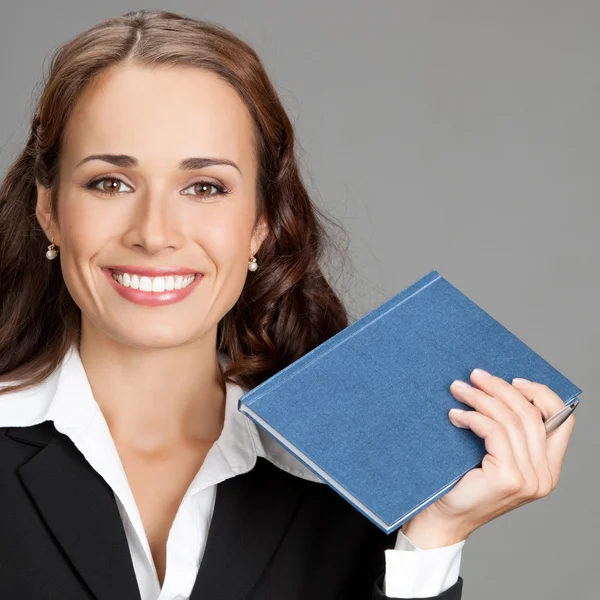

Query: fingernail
[472,368,490,377]
[449,409,468,428]
[512,378,530,386]
[451,380,471,390]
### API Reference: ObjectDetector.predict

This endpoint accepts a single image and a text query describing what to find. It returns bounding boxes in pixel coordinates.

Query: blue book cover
[238,270,582,534]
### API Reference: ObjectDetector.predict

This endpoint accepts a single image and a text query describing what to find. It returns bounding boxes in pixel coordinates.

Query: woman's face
[36,64,268,349]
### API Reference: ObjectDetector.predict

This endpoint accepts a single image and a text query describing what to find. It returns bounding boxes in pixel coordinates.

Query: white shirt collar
[0,343,322,485]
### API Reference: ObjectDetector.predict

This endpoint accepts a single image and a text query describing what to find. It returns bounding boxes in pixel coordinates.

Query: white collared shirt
[0,344,464,599]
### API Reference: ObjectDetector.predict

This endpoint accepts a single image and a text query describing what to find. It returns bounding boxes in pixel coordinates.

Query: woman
[0,10,575,600]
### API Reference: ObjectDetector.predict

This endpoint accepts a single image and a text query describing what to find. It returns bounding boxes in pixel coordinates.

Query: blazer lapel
[190,458,304,600]
[8,423,141,600]
[9,425,306,600]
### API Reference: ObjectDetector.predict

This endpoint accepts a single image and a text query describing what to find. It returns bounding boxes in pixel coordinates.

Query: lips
[102,267,203,307]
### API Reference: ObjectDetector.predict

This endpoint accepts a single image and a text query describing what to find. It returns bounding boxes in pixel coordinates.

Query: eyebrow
[75,154,242,175]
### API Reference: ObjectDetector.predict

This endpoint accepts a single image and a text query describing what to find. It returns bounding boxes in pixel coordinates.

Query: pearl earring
[46,238,59,260]
[248,254,258,272]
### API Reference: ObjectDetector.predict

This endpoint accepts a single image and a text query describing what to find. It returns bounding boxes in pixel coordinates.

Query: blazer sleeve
[372,573,463,600]
[334,523,464,600]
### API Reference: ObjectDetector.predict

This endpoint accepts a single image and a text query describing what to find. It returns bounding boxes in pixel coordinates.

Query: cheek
[58,194,115,259]
[194,211,254,271]
[56,198,117,308]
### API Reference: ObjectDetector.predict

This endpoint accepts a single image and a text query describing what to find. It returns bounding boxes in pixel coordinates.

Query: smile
[111,271,196,292]
[103,268,203,307]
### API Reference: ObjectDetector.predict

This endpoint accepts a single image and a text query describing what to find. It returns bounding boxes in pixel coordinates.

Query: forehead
[62,63,256,172]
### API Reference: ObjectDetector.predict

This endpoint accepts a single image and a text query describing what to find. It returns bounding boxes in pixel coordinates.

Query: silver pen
[544,400,579,438]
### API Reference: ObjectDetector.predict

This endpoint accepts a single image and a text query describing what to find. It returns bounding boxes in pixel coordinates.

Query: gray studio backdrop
[1,1,597,599]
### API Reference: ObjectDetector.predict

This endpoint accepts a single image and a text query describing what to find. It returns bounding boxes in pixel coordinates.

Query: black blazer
[0,422,463,600]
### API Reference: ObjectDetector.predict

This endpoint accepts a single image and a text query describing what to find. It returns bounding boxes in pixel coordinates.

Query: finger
[469,369,550,491]
[511,379,566,420]
[543,411,576,482]
[511,379,577,483]
[450,379,535,482]
[448,408,522,486]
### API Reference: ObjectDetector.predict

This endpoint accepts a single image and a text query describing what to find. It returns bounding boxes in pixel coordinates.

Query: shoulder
[0,369,61,429]
[0,426,47,494]
[0,422,57,467]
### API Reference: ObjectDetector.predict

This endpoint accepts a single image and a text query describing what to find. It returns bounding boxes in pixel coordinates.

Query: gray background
[1,1,597,598]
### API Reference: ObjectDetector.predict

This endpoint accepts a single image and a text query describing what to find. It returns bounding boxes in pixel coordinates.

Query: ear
[35,180,59,245]
[250,215,269,256]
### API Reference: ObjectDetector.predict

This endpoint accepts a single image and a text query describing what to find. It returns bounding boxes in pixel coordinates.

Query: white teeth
[111,271,196,292]
[152,277,165,292]
[139,276,152,292]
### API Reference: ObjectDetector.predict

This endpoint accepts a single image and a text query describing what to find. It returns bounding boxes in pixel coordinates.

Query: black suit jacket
[0,422,463,600]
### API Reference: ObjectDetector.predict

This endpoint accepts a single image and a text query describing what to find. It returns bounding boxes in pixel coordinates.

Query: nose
[123,189,185,255]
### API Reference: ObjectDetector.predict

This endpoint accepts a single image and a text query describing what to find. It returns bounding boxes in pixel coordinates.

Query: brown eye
[196,183,213,195]
[89,177,132,194]
[102,179,120,192]
[181,180,229,199]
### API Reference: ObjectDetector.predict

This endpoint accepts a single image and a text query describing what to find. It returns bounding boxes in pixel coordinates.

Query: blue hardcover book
[238,270,582,534]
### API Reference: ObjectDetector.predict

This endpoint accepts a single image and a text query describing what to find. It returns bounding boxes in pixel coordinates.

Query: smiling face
[36,63,268,349]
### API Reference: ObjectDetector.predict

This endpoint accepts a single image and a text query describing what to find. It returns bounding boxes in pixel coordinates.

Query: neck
[78,324,226,455]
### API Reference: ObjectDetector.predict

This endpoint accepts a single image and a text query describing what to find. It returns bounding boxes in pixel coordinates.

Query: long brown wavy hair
[0,9,352,394]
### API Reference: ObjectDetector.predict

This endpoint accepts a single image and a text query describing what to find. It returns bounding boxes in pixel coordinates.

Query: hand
[400,368,576,549]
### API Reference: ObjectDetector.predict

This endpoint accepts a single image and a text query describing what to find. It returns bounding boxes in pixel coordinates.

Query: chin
[101,322,205,351]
